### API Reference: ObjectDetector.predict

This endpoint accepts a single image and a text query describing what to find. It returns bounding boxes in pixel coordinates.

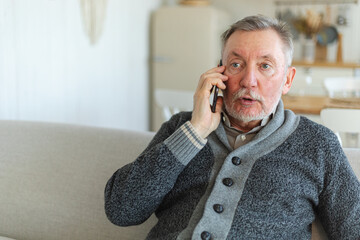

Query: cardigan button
[232,156,241,165]
[213,204,224,213]
[222,178,234,187]
[201,231,212,240]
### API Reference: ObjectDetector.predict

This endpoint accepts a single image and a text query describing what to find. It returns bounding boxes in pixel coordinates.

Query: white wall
[0,0,161,131]
[210,0,276,21]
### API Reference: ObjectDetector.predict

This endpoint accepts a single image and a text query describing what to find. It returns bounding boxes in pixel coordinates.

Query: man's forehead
[224,30,283,50]
[223,31,286,63]
[226,49,279,62]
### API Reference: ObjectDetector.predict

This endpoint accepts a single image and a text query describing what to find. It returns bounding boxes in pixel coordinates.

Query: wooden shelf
[282,95,360,115]
[293,60,360,69]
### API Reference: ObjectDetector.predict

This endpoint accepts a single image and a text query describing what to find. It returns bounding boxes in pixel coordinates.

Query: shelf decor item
[179,0,210,6]
[302,36,316,63]
[316,25,339,61]
[293,10,323,63]
[336,33,343,63]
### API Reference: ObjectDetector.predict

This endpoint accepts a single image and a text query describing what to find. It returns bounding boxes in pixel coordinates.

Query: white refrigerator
[151,6,231,130]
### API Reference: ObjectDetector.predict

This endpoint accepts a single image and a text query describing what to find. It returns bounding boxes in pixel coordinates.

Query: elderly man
[105,15,360,239]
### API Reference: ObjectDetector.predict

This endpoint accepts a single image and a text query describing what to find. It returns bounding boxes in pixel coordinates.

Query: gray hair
[221,15,294,67]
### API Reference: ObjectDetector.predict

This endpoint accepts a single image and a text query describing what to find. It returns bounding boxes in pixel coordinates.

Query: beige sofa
[0,120,359,240]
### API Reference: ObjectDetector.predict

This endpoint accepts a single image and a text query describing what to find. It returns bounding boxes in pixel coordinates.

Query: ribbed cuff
[164,121,207,166]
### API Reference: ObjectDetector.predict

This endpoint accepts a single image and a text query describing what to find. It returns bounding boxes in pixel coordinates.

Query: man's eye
[231,63,241,68]
[261,63,270,69]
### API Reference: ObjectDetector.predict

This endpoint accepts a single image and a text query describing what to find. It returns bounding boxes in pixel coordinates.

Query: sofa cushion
[0,121,156,240]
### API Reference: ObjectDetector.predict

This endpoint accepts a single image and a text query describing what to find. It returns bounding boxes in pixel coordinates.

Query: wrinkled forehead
[222,30,287,64]
[222,29,291,66]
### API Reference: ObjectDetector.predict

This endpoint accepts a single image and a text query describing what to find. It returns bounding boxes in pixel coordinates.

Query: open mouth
[241,97,254,101]
[231,89,263,106]
[239,96,257,105]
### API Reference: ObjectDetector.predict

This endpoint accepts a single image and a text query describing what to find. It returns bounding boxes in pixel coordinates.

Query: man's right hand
[190,65,228,139]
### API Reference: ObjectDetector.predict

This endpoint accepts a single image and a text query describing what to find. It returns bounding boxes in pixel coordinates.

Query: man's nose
[240,66,257,88]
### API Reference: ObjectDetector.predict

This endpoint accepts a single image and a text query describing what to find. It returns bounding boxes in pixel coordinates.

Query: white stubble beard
[223,74,287,123]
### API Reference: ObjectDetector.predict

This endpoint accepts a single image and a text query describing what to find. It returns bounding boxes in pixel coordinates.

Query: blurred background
[1,0,360,132]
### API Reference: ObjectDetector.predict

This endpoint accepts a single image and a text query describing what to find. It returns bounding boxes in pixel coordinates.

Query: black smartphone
[211,60,222,113]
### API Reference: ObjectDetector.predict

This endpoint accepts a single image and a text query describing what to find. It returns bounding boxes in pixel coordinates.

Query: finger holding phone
[190,61,228,139]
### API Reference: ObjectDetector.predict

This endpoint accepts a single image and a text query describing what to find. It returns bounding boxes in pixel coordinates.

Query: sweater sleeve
[104,118,207,226]
[317,136,360,239]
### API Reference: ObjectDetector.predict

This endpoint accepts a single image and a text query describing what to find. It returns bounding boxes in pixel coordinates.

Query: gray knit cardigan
[105,101,360,240]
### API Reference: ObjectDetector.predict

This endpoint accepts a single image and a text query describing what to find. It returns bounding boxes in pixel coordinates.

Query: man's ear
[282,66,296,95]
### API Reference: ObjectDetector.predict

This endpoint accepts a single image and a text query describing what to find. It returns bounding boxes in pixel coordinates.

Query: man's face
[222,29,294,123]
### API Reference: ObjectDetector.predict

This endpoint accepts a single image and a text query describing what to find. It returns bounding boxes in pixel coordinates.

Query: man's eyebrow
[261,54,276,62]
[230,52,276,62]
[230,51,244,59]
